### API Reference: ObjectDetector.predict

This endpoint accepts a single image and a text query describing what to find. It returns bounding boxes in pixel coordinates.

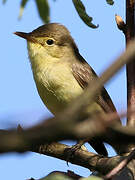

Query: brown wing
[72,55,120,156]
[72,54,120,120]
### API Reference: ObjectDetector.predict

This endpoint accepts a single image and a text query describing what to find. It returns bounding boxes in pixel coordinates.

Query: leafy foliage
[35,0,50,23]
[3,0,114,27]
[72,0,98,28]
[18,0,29,19]
[106,0,114,5]
[18,0,50,23]
[39,172,103,180]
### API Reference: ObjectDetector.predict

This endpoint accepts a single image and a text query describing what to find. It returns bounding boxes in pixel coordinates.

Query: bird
[14,23,120,156]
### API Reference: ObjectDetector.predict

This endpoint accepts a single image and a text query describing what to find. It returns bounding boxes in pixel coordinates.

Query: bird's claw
[65,144,82,166]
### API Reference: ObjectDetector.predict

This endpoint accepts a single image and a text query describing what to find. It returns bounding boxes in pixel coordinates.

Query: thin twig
[104,148,135,179]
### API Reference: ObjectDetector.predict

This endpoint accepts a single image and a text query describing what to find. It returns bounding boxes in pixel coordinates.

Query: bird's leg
[71,140,87,152]
[65,139,87,165]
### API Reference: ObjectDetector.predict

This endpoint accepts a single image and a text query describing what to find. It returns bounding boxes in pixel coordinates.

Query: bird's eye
[46,39,54,45]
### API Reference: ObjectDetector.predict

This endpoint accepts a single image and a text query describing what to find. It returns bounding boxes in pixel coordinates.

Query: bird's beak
[14,32,35,43]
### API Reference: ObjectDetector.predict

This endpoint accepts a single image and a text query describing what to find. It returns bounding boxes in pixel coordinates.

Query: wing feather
[71,54,120,156]
[72,55,120,120]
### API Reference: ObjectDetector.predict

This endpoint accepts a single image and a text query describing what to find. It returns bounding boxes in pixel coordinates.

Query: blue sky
[0,0,126,179]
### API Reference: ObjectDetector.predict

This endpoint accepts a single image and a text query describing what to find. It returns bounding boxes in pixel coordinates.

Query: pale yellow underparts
[27,41,83,114]
[27,41,104,116]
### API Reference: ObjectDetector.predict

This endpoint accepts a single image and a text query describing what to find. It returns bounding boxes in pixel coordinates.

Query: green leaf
[106,0,114,5]
[72,0,98,28]
[80,176,103,180]
[18,0,29,20]
[35,0,50,23]
[40,173,73,180]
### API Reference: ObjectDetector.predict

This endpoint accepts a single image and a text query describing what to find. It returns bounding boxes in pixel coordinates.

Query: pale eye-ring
[46,39,54,45]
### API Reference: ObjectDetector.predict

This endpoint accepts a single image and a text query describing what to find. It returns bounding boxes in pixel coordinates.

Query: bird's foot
[65,141,86,166]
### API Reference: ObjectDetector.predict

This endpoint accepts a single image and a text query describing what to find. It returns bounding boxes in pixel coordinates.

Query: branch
[126,0,135,127]
[0,111,127,154]
[1,113,135,174]
[32,142,123,175]
[104,148,135,179]
[0,110,135,155]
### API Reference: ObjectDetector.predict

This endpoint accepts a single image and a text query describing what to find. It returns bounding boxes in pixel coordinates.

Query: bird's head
[14,23,79,62]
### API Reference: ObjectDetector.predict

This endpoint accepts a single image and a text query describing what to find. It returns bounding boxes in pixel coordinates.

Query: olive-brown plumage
[15,23,120,156]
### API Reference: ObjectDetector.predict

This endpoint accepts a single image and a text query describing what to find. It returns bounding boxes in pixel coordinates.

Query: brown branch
[0,109,135,156]
[32,142,123,175]
[0,110,135,156]
[104,148,135,179]
[0,128,127,174]
[31,143,133,178]
[0,107,134,155]
[0,113,135,174]
[0,111,127,154]
[126,0,135,44]
[126,0,135,127]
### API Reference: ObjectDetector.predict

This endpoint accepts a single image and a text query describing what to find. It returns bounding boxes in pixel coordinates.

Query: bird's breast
[33,62,83,114]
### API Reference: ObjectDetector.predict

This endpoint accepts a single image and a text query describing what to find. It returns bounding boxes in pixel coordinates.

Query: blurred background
[0,0,126,179]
